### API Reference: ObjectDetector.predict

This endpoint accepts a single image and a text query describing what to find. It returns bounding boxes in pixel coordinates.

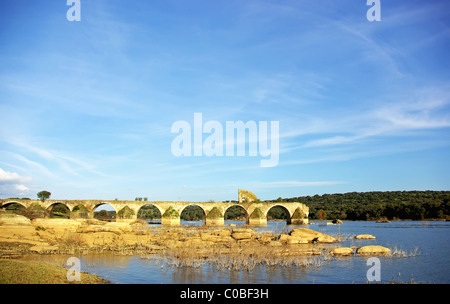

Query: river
[28,220,450,284]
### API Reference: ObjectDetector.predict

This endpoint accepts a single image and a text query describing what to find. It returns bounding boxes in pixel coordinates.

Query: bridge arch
[266,204,292,225]
[46,202,71,219]
[1,201,27,211]
[137,204,163,221]
[180,204,206,223]
[91,203,117,221]
[224,205,248,223]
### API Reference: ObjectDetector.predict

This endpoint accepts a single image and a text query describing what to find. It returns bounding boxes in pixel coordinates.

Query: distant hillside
[269,191,450,220]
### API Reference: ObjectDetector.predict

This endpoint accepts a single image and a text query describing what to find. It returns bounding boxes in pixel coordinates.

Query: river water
[29,220,450,284]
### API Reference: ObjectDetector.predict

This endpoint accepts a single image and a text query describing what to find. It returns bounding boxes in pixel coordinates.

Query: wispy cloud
[287,84,450,150]
[4,136,111,179]
[255,180,346,188]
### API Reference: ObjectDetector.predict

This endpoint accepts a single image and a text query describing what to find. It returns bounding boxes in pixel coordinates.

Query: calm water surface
[32,220,450,284]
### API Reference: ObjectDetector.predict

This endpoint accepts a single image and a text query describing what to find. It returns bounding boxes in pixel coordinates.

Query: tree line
[271,190,450,220]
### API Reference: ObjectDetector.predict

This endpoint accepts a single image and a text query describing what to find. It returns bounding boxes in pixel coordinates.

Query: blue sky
[0,0,449,201]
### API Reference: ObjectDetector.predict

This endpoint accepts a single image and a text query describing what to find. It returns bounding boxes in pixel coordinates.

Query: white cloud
[0,168,32,197]
[0,168,31,184]
[14,184,29,192]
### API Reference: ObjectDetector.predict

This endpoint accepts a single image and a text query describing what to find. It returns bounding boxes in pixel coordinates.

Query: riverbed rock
[257,234,275,244]
[231,232,253,240]
[31,218,82,232]
[78,231,121,247]
[120,232,154,246]
[289,228,336,243]
[231,228,255,240]
[29,244,59,253]
[0,214,44,245]
[212,229,232,237]
[286,235,309,244]
[357,245,391,255]
[330,247,354,256]
[0,213,32,226]
[355,234,376,239]
[104,222,134,233]
[268,240,282,247]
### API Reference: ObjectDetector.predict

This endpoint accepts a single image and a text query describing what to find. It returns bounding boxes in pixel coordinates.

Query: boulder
[104,222,133,233]
[120,233,154,246]
[330,247,354,256]
[78,231,120,247]
[289,228,336,243]
[286,236,308,244]
[231,228,255,240]
[357,245,391,255]
[257,234,275,244]
[267,240,282,247]
[29,244,59,253]
[0,214,32,226]
[213,229,232,237]
[231,232,253,240]
[355,234,376,239]
[232,228,255,234]
[31,219,82,232]
[0,214,41,244]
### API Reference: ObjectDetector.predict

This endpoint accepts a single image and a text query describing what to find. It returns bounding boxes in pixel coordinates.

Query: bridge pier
[161,217,180,226]
[205,218,224,226]
[248,217,267,226]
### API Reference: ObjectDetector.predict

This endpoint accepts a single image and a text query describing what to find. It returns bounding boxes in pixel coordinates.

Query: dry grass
[389,246,420,258]
[144,243,330,271]
[0,259,109,284]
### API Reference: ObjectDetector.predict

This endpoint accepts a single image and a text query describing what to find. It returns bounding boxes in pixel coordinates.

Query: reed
[145,243,329,271]
[389,246,419,258]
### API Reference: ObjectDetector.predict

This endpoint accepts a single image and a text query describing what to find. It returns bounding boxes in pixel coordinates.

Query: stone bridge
[0,189,308,226]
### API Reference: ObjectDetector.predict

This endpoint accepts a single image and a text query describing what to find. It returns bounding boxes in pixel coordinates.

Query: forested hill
[272,191,450,221]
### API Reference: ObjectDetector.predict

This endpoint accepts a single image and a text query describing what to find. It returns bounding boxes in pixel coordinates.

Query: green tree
[37,191,51,202]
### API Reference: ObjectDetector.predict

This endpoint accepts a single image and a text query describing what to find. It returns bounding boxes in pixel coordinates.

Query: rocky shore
[0,213,391,258]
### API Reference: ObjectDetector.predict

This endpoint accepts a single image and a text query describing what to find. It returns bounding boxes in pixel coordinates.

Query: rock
[231,228,255,240]
[31,219,82,232]
[213,229,232,237]
[200,233,218,241]
[330,247,354,256]
[355,234,376,239]
[29,244,59,253]
[184,237,203,247]
[104,222,133,233]
[120,233,154,246]
[257,234,275,244]
[78,231,120,247]
[289,228,336,243]
[357,245,391,255]
[231,232,253,240]
[286,236,308,244]
[0,214,42,244]
[237,239,259,246]
[232,228,255,234]
[0,214,32,226]
[278,234,290,243]
[267,240,282,247]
